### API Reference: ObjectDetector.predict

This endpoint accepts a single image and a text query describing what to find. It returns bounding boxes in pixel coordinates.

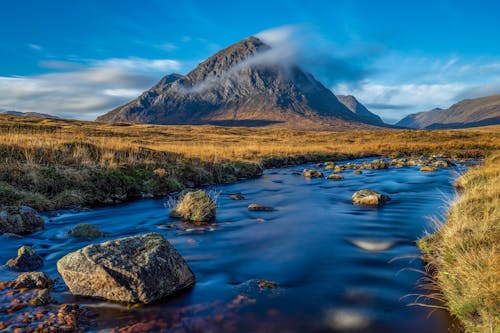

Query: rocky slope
[396,94,500,129]
[98,36,385,130]
[337,95,384,125]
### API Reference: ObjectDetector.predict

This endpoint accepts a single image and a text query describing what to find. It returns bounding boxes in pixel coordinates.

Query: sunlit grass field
[1,114,499,211]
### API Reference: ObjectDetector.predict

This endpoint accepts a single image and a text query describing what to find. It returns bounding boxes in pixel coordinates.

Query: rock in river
[169,190,216,224]
[7,245,44,271]
[0,205,44,235]
[69,223,104,240]
[352,189,391,206]
[303,169,323,178]
[248,204,274,211]
[327,174,344,180]
[57,233,195,304]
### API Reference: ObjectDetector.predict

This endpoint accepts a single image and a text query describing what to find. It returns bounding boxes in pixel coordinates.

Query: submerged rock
[169,190,216,224]
[57,233,195,304]
[303,169,324,178]
[352,190,391,206]
[353,170,363,175]
[13,272,54,289]
[7,245,43,271]
[230,194,245,200]
[0,272,95,331]
[0,205,44,235]
[248,204,274,211]
[69,223,104,240]
[327,174,344,180]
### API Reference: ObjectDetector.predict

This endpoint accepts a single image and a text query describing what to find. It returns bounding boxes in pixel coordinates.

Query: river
[0,157,465,332]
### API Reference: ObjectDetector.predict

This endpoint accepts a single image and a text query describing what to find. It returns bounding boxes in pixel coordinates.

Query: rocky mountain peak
[97,36,387,131]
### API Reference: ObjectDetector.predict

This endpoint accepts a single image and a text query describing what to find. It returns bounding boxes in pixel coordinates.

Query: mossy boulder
[7,245,43,271]
[169,190,216,224]
[57,233,195,304]
[303,169,323,178]
[352,189,391,206]
[0,206,44,235]
[69,223,104,240]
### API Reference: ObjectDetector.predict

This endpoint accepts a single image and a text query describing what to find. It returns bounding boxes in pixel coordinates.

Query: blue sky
[1,0,499,123]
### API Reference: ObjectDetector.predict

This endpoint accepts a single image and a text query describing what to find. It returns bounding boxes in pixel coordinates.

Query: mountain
[337,95,384,125]
[396,94,500,129]
[98,36,385,130]
[1,111,59,118]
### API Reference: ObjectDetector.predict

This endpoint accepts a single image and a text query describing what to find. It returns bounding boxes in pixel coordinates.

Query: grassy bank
[0,114,499,211]
[418,152,499,333]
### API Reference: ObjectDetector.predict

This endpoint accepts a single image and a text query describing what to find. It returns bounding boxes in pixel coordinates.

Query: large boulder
[0,206,44,235]
[352,189,391,206]
[57,233,195,304]
[169,190,216,224]
[7,245,44,271]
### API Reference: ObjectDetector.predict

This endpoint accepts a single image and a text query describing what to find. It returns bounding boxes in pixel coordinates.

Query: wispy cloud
[26,43,43,51]
[0,57,181,119]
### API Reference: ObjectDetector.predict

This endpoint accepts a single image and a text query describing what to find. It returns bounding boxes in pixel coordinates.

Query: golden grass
[418,152,500,332]
[1,115,499,168]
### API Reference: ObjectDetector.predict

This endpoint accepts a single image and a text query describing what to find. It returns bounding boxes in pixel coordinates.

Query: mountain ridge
[396,94,500,129]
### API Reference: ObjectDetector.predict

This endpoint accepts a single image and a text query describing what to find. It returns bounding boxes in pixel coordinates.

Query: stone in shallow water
[6,245,43,271]
[420,166,438,172]
[169,190,216,224]
[69,223,104,240]
[0,205,44,235]
[352,189,391,206]
[57,233,195,304]
[303,169,323,178]
[327,174,344,180]
[248,204,274,211]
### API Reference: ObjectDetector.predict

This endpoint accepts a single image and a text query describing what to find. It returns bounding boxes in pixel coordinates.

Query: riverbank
[1,115,499,211]
[418,152,499,332]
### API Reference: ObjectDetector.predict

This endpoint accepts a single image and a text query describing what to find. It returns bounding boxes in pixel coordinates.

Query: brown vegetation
[0,114,499,211]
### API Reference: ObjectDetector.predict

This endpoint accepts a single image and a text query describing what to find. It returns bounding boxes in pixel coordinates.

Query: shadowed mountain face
[98,37,386,130]
[396,94,500,129]
[337,95,384,125]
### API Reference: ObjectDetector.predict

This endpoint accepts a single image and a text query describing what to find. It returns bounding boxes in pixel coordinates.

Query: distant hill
[396,94,500,129]
[98,36,387,131]
[2,111,59,119]
[337,95,384,125]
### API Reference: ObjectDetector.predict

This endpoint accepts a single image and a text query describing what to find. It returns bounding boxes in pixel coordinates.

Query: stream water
[0,157,466,332]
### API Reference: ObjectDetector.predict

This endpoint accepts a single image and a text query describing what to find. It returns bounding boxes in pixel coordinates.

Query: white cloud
[27,43,43,51]
[0,57,181,120]
[333,81,467,123]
